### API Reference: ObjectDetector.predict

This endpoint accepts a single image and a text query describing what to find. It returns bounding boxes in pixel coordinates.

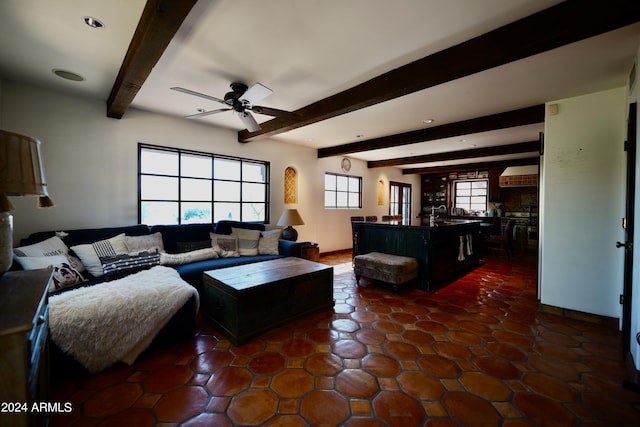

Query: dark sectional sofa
[15,220,303,375]
[18,220,303,291]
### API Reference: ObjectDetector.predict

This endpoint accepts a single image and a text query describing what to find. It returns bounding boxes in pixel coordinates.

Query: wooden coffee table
[202,257,334,345]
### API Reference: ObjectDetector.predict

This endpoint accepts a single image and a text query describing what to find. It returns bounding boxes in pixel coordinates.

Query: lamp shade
[277,209,305,227]
[0,130,50,199]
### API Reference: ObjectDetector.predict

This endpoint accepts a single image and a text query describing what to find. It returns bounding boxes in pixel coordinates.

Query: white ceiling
[0,0,638,170]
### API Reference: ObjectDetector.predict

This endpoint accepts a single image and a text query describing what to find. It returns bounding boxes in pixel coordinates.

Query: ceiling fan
[170,82,293,132]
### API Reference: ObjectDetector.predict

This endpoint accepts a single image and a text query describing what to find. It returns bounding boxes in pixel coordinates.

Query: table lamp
[0,130,54,274]
[277,209,304,241]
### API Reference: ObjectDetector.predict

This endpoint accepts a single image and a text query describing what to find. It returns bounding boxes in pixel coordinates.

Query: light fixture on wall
[277,209,304,241]
[0,130,54,274]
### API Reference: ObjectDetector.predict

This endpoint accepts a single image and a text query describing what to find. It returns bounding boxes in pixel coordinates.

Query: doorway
[390,181,411,224]
[622,102,637,356]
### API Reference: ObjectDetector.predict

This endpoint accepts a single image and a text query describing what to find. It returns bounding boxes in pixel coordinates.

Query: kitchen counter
[352,220,481,290]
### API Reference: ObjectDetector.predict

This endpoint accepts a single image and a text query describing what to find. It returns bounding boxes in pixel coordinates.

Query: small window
[324,172,362,209]
[454,180,488,213]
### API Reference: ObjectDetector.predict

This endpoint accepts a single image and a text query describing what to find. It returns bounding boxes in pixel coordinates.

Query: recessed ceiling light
[356,134,364,138]
[458,139,466,143]
[422,119,435,124]
[52,69,85,82]
[197,108,205,113]
[83,16,105,29]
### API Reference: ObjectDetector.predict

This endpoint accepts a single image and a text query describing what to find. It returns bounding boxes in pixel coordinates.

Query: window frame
[324,172,362,209]
[453,179,488,213]
[138,143,270,225]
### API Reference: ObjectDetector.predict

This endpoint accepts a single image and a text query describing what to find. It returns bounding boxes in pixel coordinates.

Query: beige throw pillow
[232,227,261,256]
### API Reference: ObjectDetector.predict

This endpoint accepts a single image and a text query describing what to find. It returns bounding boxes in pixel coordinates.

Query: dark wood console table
[0,269,52,427]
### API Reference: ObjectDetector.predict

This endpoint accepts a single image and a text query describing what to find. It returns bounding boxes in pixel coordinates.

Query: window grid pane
[139,144,269,224]
[454,179,488,213]
[324,172,362,209]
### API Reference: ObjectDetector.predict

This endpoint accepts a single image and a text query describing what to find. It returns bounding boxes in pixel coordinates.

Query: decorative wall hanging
[284,166,297,204]
[377,180,384,206]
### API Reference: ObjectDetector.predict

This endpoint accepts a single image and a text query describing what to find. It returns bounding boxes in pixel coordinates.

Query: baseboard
[319,248,352,257]
[539,304,618,329]
[624,352,640,393]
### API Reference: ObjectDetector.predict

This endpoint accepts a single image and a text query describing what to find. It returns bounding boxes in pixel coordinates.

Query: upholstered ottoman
[354,252,418,290]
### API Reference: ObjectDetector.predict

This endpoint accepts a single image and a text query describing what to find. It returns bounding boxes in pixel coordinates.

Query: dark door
[621,102,637,355]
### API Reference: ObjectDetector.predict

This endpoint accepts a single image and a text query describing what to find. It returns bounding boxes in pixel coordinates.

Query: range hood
[499,165,538,187]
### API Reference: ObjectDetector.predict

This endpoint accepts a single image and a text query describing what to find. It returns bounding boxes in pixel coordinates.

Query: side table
[299,242,320,262]
[0,269,52,427]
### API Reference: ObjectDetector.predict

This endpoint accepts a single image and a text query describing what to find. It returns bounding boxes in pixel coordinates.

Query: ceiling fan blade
[171,87,226,104]
[239,82,272,104]
[184,108,230,119]
[250,105,298,118]
[238,111,261,132]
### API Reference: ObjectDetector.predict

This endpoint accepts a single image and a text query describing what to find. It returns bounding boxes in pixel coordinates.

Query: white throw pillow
[13,236,68,258]
[258,229,281,255]
[71,234,128,277]
[13,235,86,273]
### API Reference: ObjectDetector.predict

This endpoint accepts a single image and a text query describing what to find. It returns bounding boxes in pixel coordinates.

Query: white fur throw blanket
[49,266,199,373]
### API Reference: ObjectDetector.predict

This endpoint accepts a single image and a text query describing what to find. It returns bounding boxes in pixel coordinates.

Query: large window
[454,180,488,213]
[138,144,269,225]
[324,172,362,209]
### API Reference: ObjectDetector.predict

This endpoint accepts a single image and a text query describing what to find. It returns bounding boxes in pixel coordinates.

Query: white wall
[0,80,419,253]
[540,87,627,320]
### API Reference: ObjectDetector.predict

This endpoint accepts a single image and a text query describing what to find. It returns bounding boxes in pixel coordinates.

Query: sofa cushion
[160,248,218,266]
[214,220,265,236]
[124,232,165,254]
[149,223,215,253]
[101,250,161,281]
[232,227,261,256]
[259,229,281,255]
[175,240,211,253]
[71,233,129,277]
[210,233,239,256]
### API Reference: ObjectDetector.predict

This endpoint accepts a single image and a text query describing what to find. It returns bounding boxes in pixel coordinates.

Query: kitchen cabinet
[421,174,448,209]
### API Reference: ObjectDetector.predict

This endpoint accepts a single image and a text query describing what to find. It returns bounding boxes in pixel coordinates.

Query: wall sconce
[0,130,54,273]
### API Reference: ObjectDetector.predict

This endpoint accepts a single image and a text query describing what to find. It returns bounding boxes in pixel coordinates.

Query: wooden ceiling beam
[107,0,197,119]
[402,157,539,175]
[368,140,541,168]
[239,0,640,142]
[318,105,544,158]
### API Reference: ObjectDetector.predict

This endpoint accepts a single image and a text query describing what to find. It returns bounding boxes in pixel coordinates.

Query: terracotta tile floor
[50,251,640,427]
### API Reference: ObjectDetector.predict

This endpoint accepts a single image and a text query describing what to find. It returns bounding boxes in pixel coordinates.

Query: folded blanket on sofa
[48,266,199,373]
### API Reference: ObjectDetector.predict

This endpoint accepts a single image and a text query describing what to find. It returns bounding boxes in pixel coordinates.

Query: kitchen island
[352,219,481,291]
